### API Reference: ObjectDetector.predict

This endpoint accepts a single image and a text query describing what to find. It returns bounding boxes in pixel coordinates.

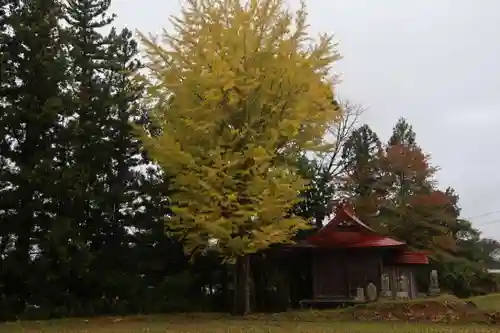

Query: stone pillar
[396,273,410,300]
[428,269,441,296]
[354,287,365,302]
[380,273,392,298]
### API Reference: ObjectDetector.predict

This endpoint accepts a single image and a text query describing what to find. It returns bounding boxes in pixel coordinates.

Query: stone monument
[396,274,409,299]
[354,287,365,302]
[380,273,392,298]
[366,282,378,302]
[428,269,441,295]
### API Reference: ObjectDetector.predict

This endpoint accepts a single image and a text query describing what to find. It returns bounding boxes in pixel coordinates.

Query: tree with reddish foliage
[335,117,498,296]
[384,143,436,193]
[377,119,457,253]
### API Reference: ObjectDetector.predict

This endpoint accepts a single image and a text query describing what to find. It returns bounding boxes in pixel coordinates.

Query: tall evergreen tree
[294,155,336,228]
[340,124,384,223]
[388,117,417,147]
[0,0,70,315]
[0,0,212,319]
[60,0,148,306]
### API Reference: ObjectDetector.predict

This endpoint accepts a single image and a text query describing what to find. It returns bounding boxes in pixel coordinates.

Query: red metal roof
[304,201,406,249]
[346,235,405,248]
[343,209,375,232]
[295,202,430,265]
[306,231,405,248]
[322,202,375,233]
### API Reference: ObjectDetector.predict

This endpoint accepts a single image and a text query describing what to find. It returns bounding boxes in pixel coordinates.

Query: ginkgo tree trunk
[137,0,342,315]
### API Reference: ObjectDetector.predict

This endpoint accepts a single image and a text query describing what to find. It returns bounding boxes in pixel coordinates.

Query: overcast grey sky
[110,0,500,239]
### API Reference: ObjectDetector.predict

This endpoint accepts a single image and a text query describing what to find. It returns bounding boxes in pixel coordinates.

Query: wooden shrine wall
[311,249,382,299]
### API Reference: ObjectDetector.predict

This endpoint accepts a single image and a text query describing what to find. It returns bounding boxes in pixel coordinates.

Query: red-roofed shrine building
[258,202,430,309]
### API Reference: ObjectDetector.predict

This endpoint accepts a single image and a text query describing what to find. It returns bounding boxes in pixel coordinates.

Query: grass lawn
[1,315,500,333]
[470,293,500,312]
[2,294,500,333]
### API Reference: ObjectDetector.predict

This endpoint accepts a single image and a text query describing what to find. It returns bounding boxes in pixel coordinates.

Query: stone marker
[428,269,441,295]
[366,282,378,302]
[380,273,391,297]
[396,274,409,299]
[354,287,365,302]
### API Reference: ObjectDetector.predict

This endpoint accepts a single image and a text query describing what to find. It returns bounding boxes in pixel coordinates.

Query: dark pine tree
[63,0,192,315]
[340,124,384,223]
[62,0,146,310]
[0,0,71,317]
[294,155,336,228]
[388,117,417,147]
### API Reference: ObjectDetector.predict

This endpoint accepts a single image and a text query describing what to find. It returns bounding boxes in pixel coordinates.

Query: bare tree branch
[316,98,365,178]
[297,98,365,226]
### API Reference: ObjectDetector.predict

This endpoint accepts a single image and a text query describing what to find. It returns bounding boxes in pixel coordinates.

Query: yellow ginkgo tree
[137,0,342,314]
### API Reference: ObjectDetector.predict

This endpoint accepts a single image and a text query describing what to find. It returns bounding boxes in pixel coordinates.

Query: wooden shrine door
[312,251,348,299]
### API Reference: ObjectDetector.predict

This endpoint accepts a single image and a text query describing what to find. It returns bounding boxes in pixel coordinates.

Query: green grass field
[469,293,500,312]
[1,317,500,333]
[2,294,500,333]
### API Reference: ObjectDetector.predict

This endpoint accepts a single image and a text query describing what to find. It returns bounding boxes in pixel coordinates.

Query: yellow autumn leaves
[137,0,342,259]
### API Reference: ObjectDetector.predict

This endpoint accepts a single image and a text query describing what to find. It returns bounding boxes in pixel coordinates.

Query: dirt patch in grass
[255,295,496,325]
[343,295,490,324]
